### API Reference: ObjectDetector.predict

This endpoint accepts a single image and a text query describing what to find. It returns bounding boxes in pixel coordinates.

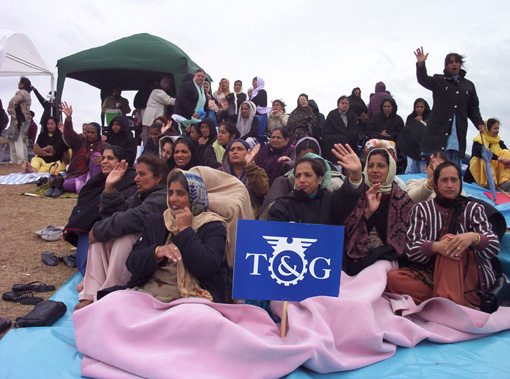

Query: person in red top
[60,102,106,194]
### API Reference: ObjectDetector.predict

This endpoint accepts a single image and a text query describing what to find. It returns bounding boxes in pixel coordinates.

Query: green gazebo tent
[56,33,210,105]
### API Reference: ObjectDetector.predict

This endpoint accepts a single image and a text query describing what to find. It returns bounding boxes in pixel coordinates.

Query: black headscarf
[433,162,469,236]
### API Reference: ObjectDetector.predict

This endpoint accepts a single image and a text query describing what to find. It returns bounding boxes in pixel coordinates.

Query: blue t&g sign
[233,220,344,302]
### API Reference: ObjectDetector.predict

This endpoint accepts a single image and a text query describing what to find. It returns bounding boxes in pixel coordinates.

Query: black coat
[367,97,404,142]
[126,213,227,303]
[416,63,484,157]
[267,177,363,225]
[251,89,267,109]
[322,109,359,161]
[106,116,137,166]
[174,80,209,119]
[33,88,59,128]
[63,168,137,246]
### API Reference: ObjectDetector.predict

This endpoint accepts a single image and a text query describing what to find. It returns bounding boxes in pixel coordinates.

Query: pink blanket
[74,261,510,378]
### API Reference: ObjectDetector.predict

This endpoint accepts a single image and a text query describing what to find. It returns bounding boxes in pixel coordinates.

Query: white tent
[0,29,54,91]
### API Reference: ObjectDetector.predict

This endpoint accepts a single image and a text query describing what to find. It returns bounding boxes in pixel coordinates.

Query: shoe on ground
[41,251,59,266]
[0,318,11,333]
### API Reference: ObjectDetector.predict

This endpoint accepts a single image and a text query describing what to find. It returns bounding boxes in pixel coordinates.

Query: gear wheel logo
[263,236,317,286]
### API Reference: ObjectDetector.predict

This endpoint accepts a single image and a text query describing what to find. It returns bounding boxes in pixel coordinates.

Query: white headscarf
[236,101,256,137]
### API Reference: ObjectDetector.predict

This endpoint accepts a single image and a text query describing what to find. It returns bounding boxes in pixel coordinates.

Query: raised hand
[245,144,261,166]
[104,160,128,193]
[59,102,73,118]
[414,46,429,66]
[364,183,382,219]
[162,120,172,134]
[332,143,362,181]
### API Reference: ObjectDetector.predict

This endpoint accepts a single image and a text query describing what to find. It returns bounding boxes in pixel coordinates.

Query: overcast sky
[1,0,510,146]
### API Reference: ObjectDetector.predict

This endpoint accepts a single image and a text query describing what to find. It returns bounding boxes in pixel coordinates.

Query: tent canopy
[56,33,210,102]
[0,29,53,78]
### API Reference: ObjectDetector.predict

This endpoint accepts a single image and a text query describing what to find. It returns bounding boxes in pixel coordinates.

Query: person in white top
[142,76,175,144]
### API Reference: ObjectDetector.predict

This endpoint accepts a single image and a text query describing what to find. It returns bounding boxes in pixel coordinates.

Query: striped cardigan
[406,200,500,292]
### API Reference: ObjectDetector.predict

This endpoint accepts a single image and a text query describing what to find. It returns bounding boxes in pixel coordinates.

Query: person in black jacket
[106,115,137,166]
[126,169,227,303]
[196,117,218,164]
[268,144,363,225]
[322,96,359,162]
[31,87,58,130]
[367,97,404,142]
[414,47,485,167]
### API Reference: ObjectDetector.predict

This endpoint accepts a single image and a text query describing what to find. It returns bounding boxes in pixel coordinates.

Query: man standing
[102,87,131,116]
[415,47,485,167]
[173,69,208,128]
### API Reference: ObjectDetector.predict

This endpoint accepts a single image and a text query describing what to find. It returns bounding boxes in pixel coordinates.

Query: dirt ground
[0,164,76,339]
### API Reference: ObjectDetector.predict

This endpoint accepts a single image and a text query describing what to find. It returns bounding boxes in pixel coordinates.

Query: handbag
[15,300,67,327]
[479,274,510,314]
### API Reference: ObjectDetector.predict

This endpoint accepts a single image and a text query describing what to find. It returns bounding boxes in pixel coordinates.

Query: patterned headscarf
[363,148,397,194]
[183,171,209,215]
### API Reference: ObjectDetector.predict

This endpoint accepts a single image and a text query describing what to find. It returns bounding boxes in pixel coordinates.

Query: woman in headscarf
[60,102,107,195]
[348,87,370,135]
[203,121,239,169]
[106,115,137,166]
[287,94,318,144]
[347,87,368,118]
[250,76,268,114]
[254,127,294,186]
[167,137,200,171]
[468,118,510,191]
[267,144,363,225]
[236,101,259,142]
[397,98,431,174]
[387,162,500,309]
[257,137,345,220]
[222,139,269,214]
[21,116,68,173]
[125,169,228,303]
[196,117,218,164]
[343,148,413,276]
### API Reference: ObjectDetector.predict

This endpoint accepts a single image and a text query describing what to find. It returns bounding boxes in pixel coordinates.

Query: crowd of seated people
[3,63,504,319]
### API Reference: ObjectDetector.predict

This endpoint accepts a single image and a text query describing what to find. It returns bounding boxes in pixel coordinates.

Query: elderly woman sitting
[387,162,500,309]
[125,169,228,303]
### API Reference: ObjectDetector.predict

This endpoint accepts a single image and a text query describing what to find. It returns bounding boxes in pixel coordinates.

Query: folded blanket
[0,172,48,185]
[74,261,510,378]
